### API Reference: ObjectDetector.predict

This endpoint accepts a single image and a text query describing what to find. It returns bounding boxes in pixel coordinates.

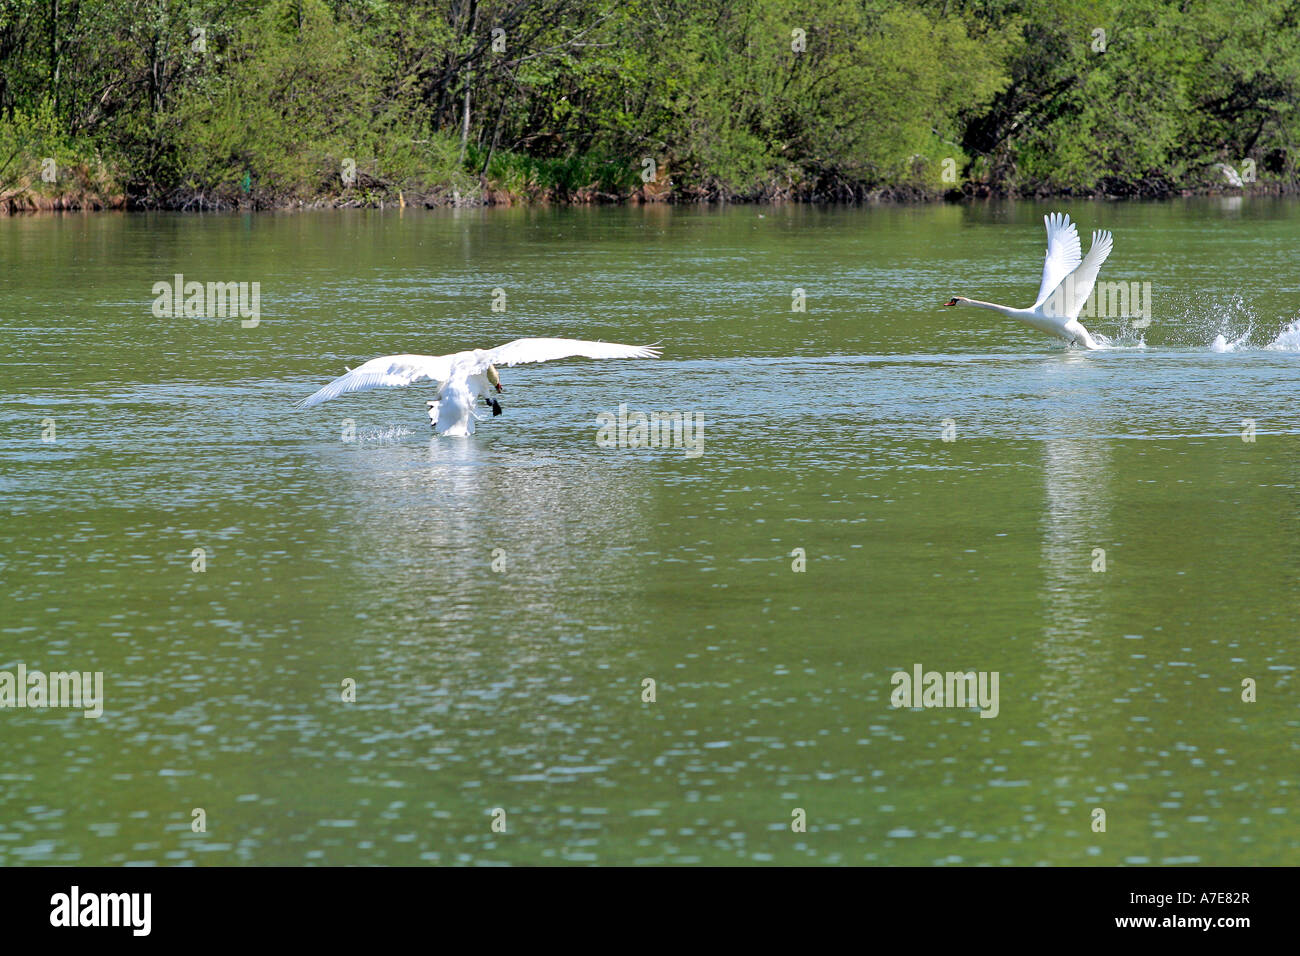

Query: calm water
[1,201,1297,865]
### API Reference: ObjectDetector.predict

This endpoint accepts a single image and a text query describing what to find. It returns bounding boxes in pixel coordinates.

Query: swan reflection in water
[1036,351,1116,752]
[319,433,654,681]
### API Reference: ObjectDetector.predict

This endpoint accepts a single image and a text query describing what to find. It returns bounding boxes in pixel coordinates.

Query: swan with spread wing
[296,337,660,435]
[944,212,1114,349]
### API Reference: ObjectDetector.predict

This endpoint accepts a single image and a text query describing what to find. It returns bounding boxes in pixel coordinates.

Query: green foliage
[946,0,1300,193]
[472,147,640,199]
[0,0,1297,206]
[0,97,111,201]
[161,0,377,203]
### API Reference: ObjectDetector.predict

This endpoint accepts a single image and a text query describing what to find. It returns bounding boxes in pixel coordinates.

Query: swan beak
[943,297,959,307]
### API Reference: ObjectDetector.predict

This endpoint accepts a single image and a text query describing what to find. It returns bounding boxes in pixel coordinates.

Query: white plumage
[297,337,660,435]
[945,212,1115,349]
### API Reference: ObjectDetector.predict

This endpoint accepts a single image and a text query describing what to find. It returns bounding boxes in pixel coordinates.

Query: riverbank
[3,157,1293,214]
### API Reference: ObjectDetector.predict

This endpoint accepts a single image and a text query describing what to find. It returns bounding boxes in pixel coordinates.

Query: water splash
[1093,295,1299,352]
[1180,293,1258,350]
[1210,331,1252,352]
[357,425,414,443]
[1210,318,1300,352]
[1264,318,1300,352]
[1093,326,1147,350]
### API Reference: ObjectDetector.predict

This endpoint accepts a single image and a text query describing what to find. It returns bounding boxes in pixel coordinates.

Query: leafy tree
[0,0,1296,206]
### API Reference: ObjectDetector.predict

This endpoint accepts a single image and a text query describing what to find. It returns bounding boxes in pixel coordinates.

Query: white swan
[944,212,1113,349]
[297,337,660,435]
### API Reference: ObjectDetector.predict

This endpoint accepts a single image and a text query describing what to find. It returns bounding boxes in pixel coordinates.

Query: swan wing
[1064,230,1114,320]
[1033,212,1082,308]
[296,353,455,408]
[480,337,660,370]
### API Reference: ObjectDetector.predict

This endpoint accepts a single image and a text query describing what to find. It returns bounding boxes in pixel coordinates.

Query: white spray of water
[357,425,413,442]
[1264,318,1300,351]
[1210,330,1252,352]
[1093,325,1147,350]
[1084,293,1297,352]
[1179,293,1258,350]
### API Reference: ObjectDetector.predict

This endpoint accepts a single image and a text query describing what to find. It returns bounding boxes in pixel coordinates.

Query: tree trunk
[459,75,471,163]
[479,94,507,178]
[48,0,59,112]
[456,0,479,164]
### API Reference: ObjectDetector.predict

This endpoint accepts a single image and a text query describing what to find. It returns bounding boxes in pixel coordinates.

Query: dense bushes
[0,0,1297,207]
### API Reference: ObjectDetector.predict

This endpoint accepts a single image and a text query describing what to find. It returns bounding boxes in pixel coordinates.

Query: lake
[1,200,1297,864]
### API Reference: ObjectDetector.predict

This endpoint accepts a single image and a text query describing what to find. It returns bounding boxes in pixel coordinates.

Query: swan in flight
[944,212,1113,349]
[296,337,660,435]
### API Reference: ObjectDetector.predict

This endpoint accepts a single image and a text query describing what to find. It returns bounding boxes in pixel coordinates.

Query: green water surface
[1,200,1297,865]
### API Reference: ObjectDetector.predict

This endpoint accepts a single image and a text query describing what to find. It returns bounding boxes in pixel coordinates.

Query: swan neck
[963,298,1020,317]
